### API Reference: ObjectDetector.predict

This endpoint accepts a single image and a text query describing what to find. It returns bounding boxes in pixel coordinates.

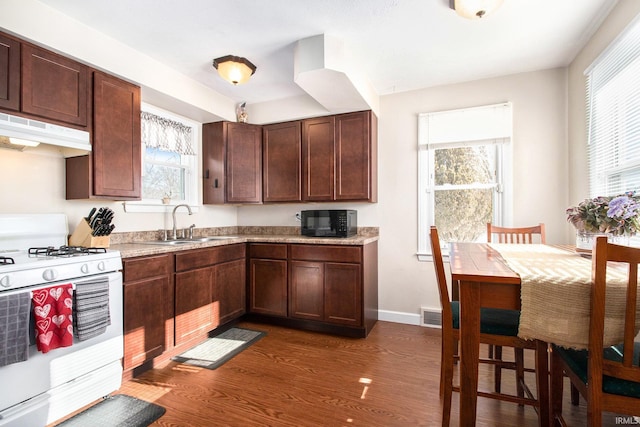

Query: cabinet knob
[205,169,210,179]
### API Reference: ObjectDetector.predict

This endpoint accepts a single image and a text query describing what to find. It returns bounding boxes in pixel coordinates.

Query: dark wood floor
[66,321,624,426]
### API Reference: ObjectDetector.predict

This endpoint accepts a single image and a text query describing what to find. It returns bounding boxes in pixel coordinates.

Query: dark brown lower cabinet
[324,262,362,326]
[249,243,288,317]
[289,258,362,327]
[122,253,173,372]
[122,240,377,374]
[250,242,378,337]
[289,261,324,320]
[174,266,215,346]
[122,244,246,372]
[216,258,247,325]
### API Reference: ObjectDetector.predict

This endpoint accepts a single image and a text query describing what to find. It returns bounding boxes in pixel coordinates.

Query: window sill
[417,252,449,262]
[122,201,200,214]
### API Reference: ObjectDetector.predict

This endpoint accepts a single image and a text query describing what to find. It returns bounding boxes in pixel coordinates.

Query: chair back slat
[590,237,640,388]
[487,223,546,245]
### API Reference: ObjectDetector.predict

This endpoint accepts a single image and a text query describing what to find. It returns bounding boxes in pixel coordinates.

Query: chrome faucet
[172,204,193,240]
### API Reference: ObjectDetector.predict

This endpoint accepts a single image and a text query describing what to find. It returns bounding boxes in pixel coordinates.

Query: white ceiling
[37,0,618,106]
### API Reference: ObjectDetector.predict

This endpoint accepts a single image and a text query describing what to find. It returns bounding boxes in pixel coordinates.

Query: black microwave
[300,210,357,238]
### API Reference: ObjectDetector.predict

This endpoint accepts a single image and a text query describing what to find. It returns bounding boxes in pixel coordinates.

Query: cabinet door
[324,262,362,326]
[249,258,288,316]
[123,275,169,370]
[175,267,215,345]
[202,122,225,204]
[263,121,302,202]
[92,71,141,199]
[302,116,335,201]
[215,258,246,325]
[0,33,20,111]
[226,122,262,203]
[335,111,373,201]
[289,260,324,320]
[21,44,89,127]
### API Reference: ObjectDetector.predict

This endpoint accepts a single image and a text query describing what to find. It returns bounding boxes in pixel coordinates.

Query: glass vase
[575,230,630,252]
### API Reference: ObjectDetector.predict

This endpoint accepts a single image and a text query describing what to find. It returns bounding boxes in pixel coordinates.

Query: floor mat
[55,394,165,427]
[172,327,266,369]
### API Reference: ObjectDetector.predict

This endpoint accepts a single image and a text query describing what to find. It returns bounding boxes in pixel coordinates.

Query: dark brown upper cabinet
[335,111,377,202]
[203,121,263,204]
[302,111,377,202]
[0,33,20,111]
[263,121,302,203]
[66,71,141,200]
[302,115,336,201]
[21,44,90,128]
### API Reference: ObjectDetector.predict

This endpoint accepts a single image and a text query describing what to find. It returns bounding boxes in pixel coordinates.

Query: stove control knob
[97,261,106,271]
[81,264,90,274]
[43,269,58,281]
[0,275,10,288]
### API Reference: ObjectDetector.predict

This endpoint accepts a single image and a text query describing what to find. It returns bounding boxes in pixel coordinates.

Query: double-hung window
[417,103,512,260]
[139,103,198,207]
[586,16,640,197]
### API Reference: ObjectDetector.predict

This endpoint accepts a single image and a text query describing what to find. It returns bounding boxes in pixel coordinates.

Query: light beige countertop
[109,226,379,259]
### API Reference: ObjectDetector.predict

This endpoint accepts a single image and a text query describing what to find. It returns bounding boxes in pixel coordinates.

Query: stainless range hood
[0,112,91,157]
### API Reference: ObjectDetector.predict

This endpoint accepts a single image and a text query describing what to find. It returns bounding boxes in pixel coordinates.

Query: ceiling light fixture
[449,0,504,19]
[212,55,257,85]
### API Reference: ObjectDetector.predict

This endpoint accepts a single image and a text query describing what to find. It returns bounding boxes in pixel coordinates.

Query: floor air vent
[421,308,442,327]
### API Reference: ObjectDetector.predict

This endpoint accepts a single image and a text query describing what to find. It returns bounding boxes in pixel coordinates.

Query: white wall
[373,68,569,322]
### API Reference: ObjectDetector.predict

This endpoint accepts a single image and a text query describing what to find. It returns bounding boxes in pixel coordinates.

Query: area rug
[172,327,266,370]
[55,394,165,427]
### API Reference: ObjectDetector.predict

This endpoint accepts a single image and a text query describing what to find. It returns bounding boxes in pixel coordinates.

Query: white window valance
[141,111,195,155]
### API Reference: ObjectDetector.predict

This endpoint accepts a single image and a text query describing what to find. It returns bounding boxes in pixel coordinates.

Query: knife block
[69,219,110,248]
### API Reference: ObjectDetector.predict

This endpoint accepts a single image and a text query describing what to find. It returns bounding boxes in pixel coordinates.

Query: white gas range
[0,214,124,427]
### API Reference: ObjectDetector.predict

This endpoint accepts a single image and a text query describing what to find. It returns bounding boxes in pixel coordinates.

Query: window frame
[124,103,200,213]
[417,103,513,261]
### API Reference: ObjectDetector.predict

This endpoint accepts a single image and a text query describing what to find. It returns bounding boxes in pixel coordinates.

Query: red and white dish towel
[32,284,73,353]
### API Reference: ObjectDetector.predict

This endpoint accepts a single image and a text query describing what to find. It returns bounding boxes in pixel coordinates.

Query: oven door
[0,272,123,427]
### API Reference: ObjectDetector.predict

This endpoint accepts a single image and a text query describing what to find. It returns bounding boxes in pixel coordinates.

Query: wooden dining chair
[487,223,546,244]
[486,222,547,398]
[430,226,546,426]
[550,236,640,427]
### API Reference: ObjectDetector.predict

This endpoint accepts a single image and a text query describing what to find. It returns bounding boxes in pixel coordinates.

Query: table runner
[489,243,639,350]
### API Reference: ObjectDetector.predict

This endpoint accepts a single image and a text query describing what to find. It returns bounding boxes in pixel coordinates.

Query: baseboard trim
[378,310,421,326]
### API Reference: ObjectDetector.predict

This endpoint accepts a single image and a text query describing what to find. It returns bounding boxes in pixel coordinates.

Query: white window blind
[586,15,640,197]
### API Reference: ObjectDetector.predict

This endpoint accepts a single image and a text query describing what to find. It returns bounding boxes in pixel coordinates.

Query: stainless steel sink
[185,236,239,242]
[134,240,193,246]
[134,236,239,246]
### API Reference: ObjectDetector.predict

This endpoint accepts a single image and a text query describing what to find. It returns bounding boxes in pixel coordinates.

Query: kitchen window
[132,103,199,210]
[586,15,640,197]
[417,103,512,261]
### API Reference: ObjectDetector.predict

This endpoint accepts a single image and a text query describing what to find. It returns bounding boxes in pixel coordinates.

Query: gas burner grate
[28,246,107,257]
[0,256,15,265]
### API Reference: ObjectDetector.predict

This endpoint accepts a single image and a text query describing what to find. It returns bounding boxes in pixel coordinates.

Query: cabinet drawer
[289,244,361,263]
[176,243,246,271]
[123,253,172,282]
[250,243,287,259]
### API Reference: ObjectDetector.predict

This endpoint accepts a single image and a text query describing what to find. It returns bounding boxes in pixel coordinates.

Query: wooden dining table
[448,242,550,427]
